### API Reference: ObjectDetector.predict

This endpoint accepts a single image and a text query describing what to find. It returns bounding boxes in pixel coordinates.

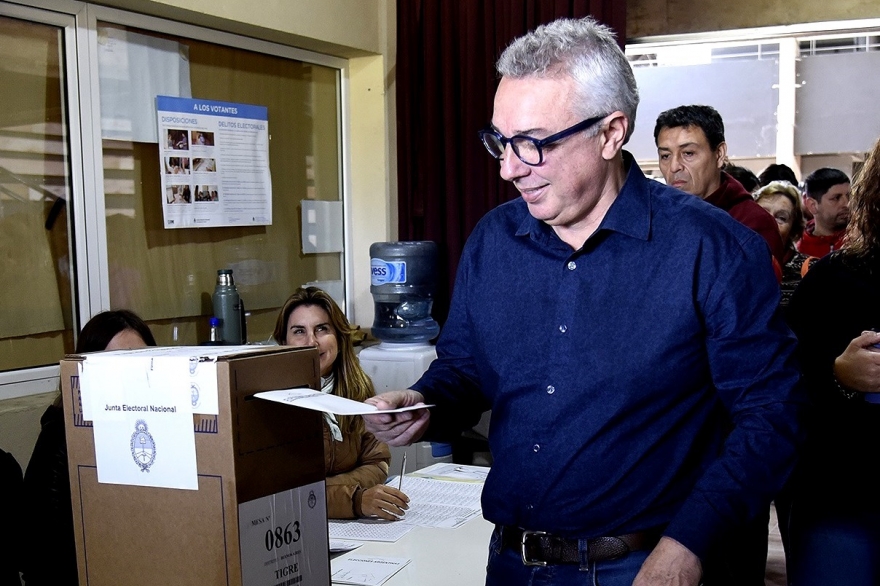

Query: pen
[398,452,407,491]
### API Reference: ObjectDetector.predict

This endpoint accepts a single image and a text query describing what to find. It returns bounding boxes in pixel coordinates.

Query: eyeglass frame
[478,113,610,166]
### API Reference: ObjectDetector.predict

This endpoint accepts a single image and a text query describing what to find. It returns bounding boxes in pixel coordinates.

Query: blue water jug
[370,241,440,343]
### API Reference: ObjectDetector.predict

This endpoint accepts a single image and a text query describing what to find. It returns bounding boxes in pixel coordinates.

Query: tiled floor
[766,505,786,586]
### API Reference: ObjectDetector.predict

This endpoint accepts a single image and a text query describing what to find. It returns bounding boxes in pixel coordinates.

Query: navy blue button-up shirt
[412,153,804,560]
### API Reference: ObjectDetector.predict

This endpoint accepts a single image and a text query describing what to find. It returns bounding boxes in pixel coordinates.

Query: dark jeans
[485,527,651,586]
[787,501,880,586]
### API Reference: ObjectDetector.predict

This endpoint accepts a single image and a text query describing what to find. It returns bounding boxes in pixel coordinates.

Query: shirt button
[558,325,567,333]
[533,444,540,452]
[546,385,555,394]
[567,261,577,271]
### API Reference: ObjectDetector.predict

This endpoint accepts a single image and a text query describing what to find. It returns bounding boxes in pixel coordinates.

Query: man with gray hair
[364,17,802,586]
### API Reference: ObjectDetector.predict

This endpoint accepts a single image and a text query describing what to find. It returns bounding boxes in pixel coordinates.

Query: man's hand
[632,537,702,586]
[363,390,430,446]
[834,330,880,394]
[357,485,409,521]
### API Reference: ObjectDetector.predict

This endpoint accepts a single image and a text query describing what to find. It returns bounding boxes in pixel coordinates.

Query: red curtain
[396,0,626,323]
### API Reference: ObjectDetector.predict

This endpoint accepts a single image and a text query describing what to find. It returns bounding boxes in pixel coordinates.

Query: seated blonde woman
[273,287,409,520]
[755,180,813,306]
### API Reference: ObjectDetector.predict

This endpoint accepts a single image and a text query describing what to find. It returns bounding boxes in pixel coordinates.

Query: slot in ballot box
[61,345,330,586]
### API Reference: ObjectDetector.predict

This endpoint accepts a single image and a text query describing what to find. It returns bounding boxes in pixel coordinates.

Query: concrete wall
[628,0,880,38]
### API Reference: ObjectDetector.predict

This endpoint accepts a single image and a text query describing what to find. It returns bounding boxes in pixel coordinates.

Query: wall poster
[156,96,272,229]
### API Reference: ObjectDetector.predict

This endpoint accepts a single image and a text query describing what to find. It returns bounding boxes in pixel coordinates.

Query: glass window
[0,15,75,372]
[97,23,342,346]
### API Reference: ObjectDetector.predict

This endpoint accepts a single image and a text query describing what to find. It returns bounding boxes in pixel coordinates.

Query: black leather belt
[501,526,663,567]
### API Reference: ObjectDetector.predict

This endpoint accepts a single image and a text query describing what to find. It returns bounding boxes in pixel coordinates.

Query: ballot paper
[393,475,484,529]
[328,519,415,543]
[410,463,489,483]
[330,540,363,554]
[331,556,410,586]
[255,388,432,415]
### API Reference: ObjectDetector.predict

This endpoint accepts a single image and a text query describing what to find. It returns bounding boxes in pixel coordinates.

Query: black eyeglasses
[478,113,609,166]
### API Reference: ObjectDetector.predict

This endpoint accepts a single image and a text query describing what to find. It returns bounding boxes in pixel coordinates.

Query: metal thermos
[212,269,246,345]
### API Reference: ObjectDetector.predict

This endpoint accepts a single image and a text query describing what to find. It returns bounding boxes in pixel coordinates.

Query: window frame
[0,0,353,399]
[0,1,87,399]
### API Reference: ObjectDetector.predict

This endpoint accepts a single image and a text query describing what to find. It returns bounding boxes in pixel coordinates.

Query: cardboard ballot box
[61,345,330,586]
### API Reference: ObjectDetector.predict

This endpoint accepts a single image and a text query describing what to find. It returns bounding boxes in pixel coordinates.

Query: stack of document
[410,462,489,483]
[328,519,415,543]
[328,463,487,544]
[331,556,410,586]
[390,474,482,529]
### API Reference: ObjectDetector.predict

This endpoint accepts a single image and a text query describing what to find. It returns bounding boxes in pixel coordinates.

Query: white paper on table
[328,519,414,543]
[255,388,433,415]
[397,475,483,509]
[331,556,410,586]
[88,356,197,489]
[330,540,363,554]
[392,475,484,529]
[409,463,489,483]
[393,502,480,529]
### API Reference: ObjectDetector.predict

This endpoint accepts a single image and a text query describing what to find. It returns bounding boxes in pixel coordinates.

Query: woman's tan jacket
[323,422,391,519]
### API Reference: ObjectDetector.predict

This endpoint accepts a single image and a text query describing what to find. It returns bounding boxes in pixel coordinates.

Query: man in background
[798,167,850,256]
[656,104,798,584]
[654,104,786,269]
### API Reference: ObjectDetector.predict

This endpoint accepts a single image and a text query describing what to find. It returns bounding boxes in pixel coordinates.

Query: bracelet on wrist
[833,375,861,400]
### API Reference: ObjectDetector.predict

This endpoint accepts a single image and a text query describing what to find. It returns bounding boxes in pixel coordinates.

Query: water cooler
[358,241,451,471]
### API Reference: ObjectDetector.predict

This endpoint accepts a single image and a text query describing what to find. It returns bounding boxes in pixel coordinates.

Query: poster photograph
[156,96,272,228]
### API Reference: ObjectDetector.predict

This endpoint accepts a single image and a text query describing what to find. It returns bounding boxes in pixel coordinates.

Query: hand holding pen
[356,453,410,521]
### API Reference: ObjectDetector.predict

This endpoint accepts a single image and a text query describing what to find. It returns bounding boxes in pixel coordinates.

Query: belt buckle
[520,529,549,567]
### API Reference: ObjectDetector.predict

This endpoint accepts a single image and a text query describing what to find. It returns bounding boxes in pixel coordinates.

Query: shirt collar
[514,151,652,246]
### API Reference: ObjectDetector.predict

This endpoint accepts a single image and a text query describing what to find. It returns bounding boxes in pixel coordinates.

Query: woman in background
[754,180,811,306]
[273,287,408,520]
[21,310,156,586]
[786,138,880,585]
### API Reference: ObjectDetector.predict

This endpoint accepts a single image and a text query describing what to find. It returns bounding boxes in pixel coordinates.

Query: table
[331,514,494,586]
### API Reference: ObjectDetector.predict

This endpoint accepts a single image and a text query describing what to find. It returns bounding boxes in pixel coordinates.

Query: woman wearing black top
[787,139,880,585]
[21,310,155,586]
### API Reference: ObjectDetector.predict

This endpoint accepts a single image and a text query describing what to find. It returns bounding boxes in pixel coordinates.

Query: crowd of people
[3,14,879,586]
[650,100,864,585]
